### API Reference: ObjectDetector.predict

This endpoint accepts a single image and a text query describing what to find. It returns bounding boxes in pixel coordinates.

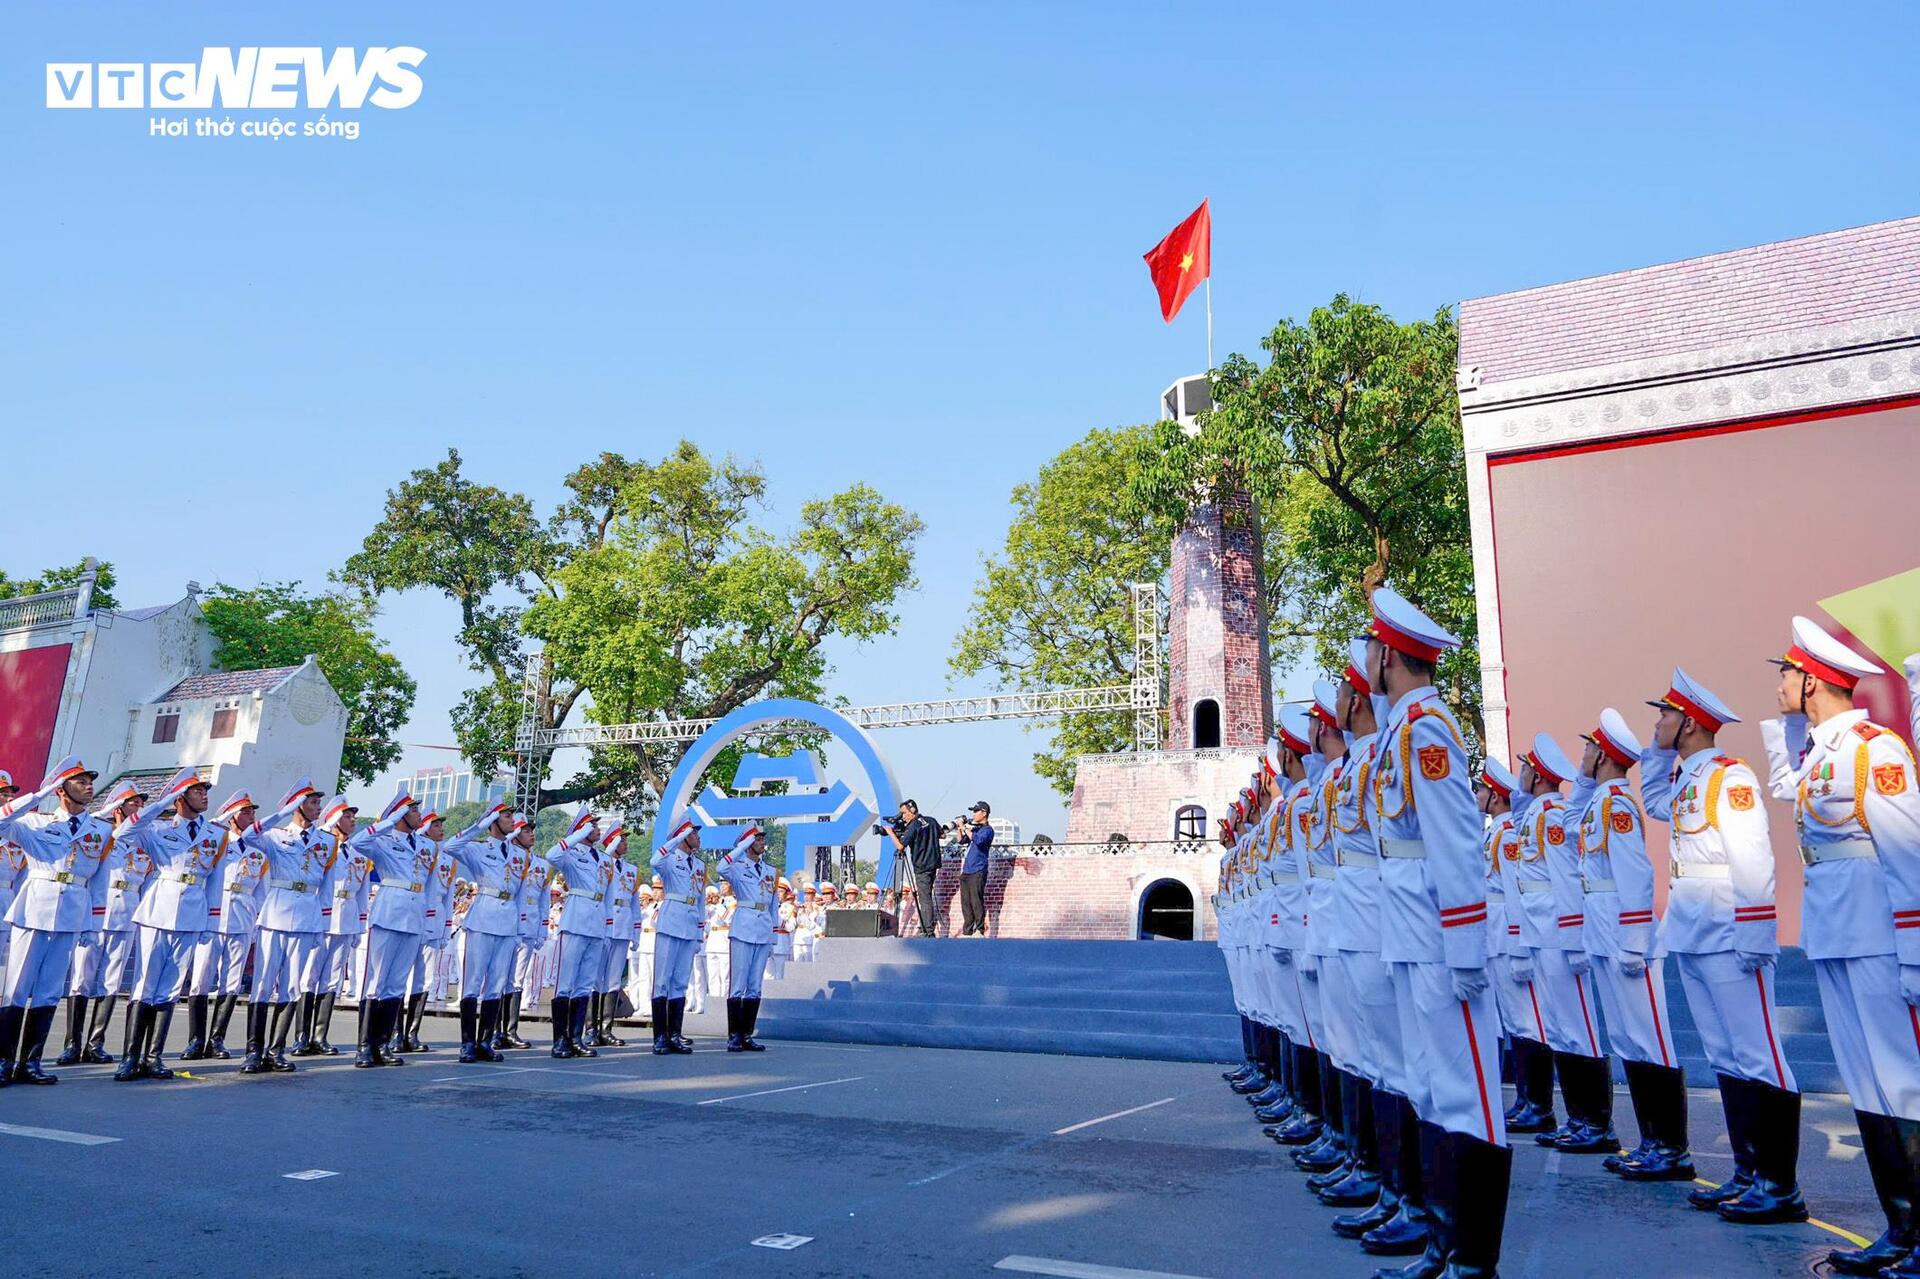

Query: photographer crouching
[878,801,942,938]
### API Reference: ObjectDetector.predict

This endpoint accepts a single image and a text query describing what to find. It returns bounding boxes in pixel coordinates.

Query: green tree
[1130,295,1481,743]
[344,443,924,816]
[198,583,417,788]
[0,558,119,610]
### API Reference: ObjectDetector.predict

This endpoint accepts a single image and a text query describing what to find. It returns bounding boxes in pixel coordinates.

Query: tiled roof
[159,666,301,702]
[112,604,176,621]
[1459,216,1920,385]
[90,765,212,813]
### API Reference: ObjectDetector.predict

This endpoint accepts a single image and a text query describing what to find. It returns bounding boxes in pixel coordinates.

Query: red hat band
[1664,688,1723,733]
[1483,773,1512,800]
[1592,727,1635,768]
[1370,617,1443,664]
[1784,645,1861,691]
[1280,729,1311,755]
[1345,663,1372,697]
[1524,751,1566,787]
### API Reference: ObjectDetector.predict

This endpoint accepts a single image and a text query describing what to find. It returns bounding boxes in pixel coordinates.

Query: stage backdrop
[1487,399,1920,944]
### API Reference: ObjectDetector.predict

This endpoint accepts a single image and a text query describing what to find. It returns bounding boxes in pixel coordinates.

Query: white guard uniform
[717,832,776,1001]
[545,824,612,1000]
[444,816,528,1002]
[649,823,703,1004]
[347,794,431,1003]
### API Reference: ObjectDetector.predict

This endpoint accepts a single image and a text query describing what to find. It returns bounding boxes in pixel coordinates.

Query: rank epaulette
[1855,722,1884,742]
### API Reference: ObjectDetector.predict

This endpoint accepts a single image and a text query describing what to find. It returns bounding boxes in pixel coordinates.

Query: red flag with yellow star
[1143,199,1210,322]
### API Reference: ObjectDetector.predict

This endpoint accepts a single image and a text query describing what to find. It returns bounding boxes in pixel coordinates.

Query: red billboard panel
[0,643,71,789]
[1488,398,1920,943]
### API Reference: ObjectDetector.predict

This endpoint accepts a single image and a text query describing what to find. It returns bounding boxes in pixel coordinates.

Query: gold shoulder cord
[1336,757,1375,834]
[1798,738,1874,836]
[1374,725,1416,822]
[1675,766,1726,836]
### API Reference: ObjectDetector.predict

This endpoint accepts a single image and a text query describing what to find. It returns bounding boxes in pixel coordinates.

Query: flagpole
[1205,276,1214,372]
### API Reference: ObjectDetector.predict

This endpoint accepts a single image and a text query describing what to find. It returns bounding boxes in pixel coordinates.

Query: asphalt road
[0,1008,1886,1278]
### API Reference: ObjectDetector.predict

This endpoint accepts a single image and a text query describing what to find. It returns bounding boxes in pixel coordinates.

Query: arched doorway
[1138,878,1195,940]
[1192,698,1221,748]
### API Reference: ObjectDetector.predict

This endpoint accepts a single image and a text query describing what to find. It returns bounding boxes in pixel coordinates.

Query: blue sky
[3,4,1915,837]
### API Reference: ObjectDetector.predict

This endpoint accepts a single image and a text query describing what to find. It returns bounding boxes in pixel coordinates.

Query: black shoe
[1717,1080,1808,1225]
[570,997,598,1058]
[741,997,767,1051]
[1827,1111,1917,1274]
[668,997,694,1053]
[1231,1069,1271,1095]
[652,996,671,1054]
[1295,1133,1348,1174]
[1255,1100,1295,1124]
[1368,1121,1447,1276]
[372,998,405,1066]
[240,999,271,1074]
[85,993,120,1064]
[401,992,431,1051]
[581,993,604,1048]
[352,999,378,1068]
[113,1003,152,1082]
[1316,1166,1383,1208]
[54,996,88,1066]
[502,991,531,1048]
[475,998,504,1062]
[1440,1130,1514,1278]
[314,994,340,1055]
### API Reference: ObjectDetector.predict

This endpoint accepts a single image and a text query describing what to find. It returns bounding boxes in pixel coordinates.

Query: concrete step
[761,995,1238,1040]
[791,978,1236,1014]
[748,1015,1237,1063]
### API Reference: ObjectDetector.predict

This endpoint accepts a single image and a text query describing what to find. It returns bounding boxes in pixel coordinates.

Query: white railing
[0,586,83,633]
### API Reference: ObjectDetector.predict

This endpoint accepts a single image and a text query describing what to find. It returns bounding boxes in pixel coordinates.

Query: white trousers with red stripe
[1391,959,1507,1145]
[1492,955,1548,1044]
[1297,959,1327,1054]
[1592,956,1677,1068]
[1534,947,1607,1058]
[1674,950,1796,1090]
[1315,952,1363,1075]
[1338,950,1407,1096]
[1259,947,1309,1043]
[1814,954,1920,1120]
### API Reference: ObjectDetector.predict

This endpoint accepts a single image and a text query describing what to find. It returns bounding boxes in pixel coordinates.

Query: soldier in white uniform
[235,779,330,1072]
[592,823,637,1048]
[397,811,455,1053]
[1267,712,1331,1151]
[299,799,363,1056]
[718,824,777,1052]
[0,771,21,996]
[770,878,796,981]
[0,757,122,1084]
[1577,709,1693,1182]
[1217,806,1256,1090]
[1520,733,1618,1155]
[85,783,155,1064]
[122,770,232,1081]
[1480,762,1554,1138]
[437,802,524,1063]
[1761,618,1920,1271]
[347,787,432,1068]
[502,846,551,1050]
[1294,682,1353,1183]
[56,781,147,1066]
[650,819,704,1054]
[1249,748,1298,1132]
[686,880,710,1017]
[545,810,612,1058]
[707,885,732,997]
[1641,667,1804,1224]
[1365,587,1510,1279]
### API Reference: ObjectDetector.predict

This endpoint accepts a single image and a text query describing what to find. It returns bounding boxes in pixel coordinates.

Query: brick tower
[1161,376,1272,750]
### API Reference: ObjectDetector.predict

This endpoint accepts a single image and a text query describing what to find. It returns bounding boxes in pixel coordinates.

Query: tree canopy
[1129,295,1481,742]
[198,582,417,787]
[343,443,924,815]
[0,557,119,610]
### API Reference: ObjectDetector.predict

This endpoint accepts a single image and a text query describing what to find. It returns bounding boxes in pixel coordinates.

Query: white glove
[1735,950,1771,975]
[197,931,214,947]
[1510,952,1534,984]
[1273,947,1293,967]
[73,929,96,951]
[1450,966,1489,1000]
[1901,964,1920,1008]
[1299,950,1319,978]
[1617,950,1646,979]
[1568,951,1591,977]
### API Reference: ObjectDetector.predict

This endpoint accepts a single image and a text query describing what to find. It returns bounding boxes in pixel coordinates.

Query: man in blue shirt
[958,802,994,937]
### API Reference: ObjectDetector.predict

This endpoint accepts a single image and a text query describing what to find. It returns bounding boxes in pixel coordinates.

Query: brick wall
[1167,490,1272,750]
[920,847,1222,940]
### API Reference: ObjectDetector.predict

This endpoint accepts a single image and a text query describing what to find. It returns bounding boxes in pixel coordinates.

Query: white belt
[1801,841,1876,866]
[1379,838,1425,860]
[111,880,133,891]
[1515,881,1553,895]
[1270,871,1299,885]
[489,887,514,901]
[1670,862,1730,881]
[160,870,200,886]
[1337,849,1379,869]
[30,870,80,886]
[665,893,695,906]
[269,878,314,894]
[1308,863,1338,881]
[612,898,628,907]
[567,890,604,902]
[1485,890,1505,903]
[1580,878,1616,894]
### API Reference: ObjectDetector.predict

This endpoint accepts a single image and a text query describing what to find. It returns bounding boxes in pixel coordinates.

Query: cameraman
[879,801,942,938]
[956,801,994,937]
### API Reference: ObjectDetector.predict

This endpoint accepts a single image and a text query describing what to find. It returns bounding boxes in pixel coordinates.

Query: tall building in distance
[410,764,512,813]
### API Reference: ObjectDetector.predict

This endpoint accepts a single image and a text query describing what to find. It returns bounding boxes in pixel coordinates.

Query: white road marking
[283,1169,338,1181]
[995,1256,1214,1279]
[696,1075,865,1106]
[1052,1097,1177,1136]
[750,1233,814,1250]
[429,1067,537,1082]
[0,1122,120,1147]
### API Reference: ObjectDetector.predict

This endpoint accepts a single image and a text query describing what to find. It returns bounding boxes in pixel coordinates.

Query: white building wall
[64,598,211,779]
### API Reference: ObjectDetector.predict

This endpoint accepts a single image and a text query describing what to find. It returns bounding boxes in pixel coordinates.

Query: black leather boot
[475,998,503,1061]
[668,997,693,1053]
[86,993,119,1063]
[550,995,575,1058]
[503,991,530,1048]
[1318,1074,1383,1207]
[1718,1080,1808,1224]
[240,1000,271,1074]
[458,997,479,1064]
[1506,1038,1556,1134]
[0,1002,22,1085]
[289,993,318,1056]
[1690,1074,1755,1209]
[570,995,597,1057]
[1439,1132,1513,1278]
[268,1002,298,1071]
[353,999,377,1068]
[1336,1088,1405,1239]
[1877,1119,1920,1278]
[1557,1054,1621,1154]
[314,993,340,1054]
[600,994,626,1047]
[1296,1063,1349,1173]
[208,993,238,1059]
[401,991,430,1051]
[13,1005,60,1083]
[1605,1059,1658,1173]
[112,1003,151,1081]
[743,997,766,1050]
[1362,1107,1435,1258]
[144,1001,175,1079]
[725,997,745,1051]
[1226,1015,1257,1083]
[1370,1118,1447,1278]
[1829,1111,1916,1274]
[375,997,406,1065]
[55,995,88,1065]
[1617,1063,1695,1182]
[179,993,210,1060]
[1274,1042,1324,1144]
[581,993,603,1048]
[652,996,672,1055]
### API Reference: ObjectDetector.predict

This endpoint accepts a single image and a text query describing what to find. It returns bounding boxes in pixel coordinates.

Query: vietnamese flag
[1142,199,1211,322]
